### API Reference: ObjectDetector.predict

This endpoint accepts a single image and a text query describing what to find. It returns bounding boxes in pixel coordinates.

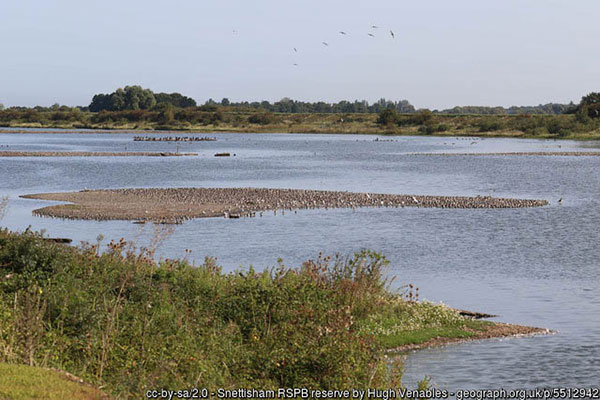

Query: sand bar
[22,187,549,223]
[0,151,197,157]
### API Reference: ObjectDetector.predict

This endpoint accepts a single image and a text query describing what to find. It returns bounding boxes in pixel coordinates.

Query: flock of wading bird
[25,188,550,225]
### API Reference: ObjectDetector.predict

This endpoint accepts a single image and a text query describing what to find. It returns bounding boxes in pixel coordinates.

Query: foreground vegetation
[0,227,499,398]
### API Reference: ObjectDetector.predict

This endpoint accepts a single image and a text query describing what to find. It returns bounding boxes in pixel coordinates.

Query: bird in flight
[322,41,329,46]
[293,63,299,66]
[371,25,379,29]
[339,31,347,35]
[293,47,297,52]
[367,33,375,37]
[390,30,395,38]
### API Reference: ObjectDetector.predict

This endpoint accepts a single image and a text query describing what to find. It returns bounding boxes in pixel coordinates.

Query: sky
[0,0,599,109]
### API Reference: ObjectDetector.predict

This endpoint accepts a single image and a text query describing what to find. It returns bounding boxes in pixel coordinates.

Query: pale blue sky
[1,0,598,109]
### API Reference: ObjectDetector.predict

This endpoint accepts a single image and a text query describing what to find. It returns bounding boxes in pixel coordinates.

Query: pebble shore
[0,151,197,157]
[22,187,549,223]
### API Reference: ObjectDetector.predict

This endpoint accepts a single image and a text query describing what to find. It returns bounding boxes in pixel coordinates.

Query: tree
[220,98,230,106]
[88,86,158,111]
[580,92,600,106]
[155,92,196,108]
[110,88,126,111]
[122,85,155,110]
[377,109,399,125]
[89,94,111,112]
[577,92,600,119]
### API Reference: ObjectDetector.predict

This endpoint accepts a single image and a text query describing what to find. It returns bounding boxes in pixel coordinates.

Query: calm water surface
[1,131,599,391]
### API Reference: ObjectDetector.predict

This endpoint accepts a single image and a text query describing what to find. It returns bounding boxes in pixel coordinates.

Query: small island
[22,187,549,223]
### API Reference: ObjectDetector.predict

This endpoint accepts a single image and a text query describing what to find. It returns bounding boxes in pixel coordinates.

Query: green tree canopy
[89,86,196,112]
[576,92,600,119]
[155,92,196,108]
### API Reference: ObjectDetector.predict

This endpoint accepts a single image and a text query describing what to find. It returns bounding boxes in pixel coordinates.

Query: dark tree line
[438,103,576,115]
[207,97,416,114]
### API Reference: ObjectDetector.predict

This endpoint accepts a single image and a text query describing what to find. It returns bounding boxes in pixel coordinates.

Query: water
[1,131,600,390]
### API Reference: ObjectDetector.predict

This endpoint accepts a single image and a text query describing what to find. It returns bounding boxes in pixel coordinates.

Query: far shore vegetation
[2,86,600,139]
[0,227,544,398]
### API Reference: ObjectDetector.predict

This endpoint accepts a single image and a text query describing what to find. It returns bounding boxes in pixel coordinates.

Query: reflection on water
[1,131,600,389]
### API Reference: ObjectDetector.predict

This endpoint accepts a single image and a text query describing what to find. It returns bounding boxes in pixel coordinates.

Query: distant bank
[1,110,600,140]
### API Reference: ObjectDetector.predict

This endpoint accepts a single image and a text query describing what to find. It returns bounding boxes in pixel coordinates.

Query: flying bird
[322,41,329,46]
[390,30,395,38]
[293,63,298,66]
[339,31,347,35]
[367,33,375,37]
[371,25,379,29]
[293,47,297,52]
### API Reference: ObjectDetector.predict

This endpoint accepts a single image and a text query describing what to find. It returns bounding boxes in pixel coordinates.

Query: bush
[248,112,276,125]
[425,124,449,134]
[376,109,399,126]
[410,109,434,125]
[475,117,505,132]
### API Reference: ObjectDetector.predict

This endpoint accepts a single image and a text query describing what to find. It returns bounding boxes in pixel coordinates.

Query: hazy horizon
[1,0,598,109]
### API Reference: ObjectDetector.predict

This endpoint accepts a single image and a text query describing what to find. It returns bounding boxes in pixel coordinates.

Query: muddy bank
[22,187,549,223]
[0,151,197,157]
[387,323,552,353]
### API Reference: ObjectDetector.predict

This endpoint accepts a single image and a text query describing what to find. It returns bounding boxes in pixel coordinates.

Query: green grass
[0,363,107,400]
[374,320,494,349]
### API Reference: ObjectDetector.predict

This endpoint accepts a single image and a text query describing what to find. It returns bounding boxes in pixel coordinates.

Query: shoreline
[1,125,600,141]
[0,151,198,157]
[385,322,552,353]
[21,187,549,223]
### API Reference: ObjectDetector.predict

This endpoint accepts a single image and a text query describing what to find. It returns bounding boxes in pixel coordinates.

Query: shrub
[248,112,276,125]
[475,117,505,132]
[376,109,399,126]
[410,109,434,125]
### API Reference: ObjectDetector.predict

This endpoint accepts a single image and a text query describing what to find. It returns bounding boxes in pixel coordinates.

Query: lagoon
[1,130,599,389]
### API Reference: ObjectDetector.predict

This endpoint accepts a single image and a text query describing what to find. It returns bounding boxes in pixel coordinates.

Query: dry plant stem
[0,196,8,220]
